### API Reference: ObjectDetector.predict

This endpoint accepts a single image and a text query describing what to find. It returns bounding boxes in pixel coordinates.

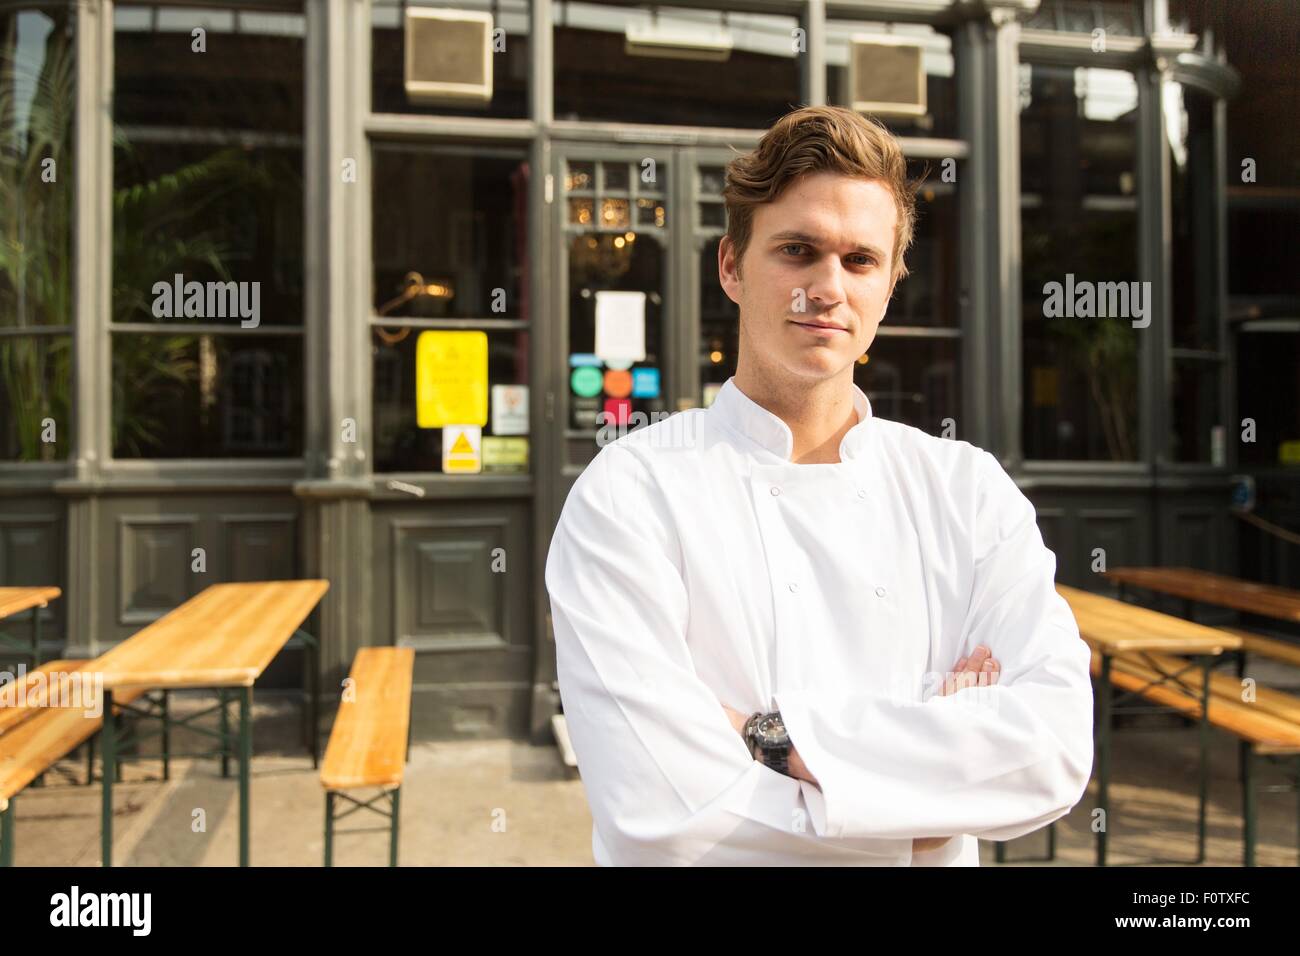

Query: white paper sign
[594,291,646,363]
[491,384,529,436]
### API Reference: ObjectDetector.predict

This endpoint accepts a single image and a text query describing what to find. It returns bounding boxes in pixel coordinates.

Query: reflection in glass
[1168,82,1218,350]
[1,6,75,460]
[111,334,303,457]
[855,337,959,435]
[372,328,529,473]
[372,145,529,319]
[1021,62,1140,461]
[1170,359,1221,464]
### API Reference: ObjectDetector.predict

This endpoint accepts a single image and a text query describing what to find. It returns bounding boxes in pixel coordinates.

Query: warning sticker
[443,424,482,474]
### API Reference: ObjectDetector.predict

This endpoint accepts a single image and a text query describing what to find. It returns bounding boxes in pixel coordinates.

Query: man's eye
[780,244,807,256]
[850,255,876,267]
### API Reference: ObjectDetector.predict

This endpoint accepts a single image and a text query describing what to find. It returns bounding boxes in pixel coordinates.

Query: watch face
[756,713,788,744]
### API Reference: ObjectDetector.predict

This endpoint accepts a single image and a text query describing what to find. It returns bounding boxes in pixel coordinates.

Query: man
[545,105,1094,866]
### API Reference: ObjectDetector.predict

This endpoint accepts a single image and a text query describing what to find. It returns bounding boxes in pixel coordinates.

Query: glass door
[552,145,679,486]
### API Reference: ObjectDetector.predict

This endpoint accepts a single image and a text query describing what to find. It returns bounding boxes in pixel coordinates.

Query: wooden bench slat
[0,685,150,801]
[1059,584,1241,655]
[320,648,414,791]
[92,580,329,689]
[0,587,62,621]
[1104,567,1300,624]
[1091,650,1300,752]
[1220,627,1300,670]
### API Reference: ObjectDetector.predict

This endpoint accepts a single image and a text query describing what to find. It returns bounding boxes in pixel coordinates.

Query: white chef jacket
[545,375,1094,866]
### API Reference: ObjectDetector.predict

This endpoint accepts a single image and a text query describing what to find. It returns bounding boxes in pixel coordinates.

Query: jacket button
[875,586,887,597]
[788,582,799,593]
[857,488,867,499]
[770,486,781,496]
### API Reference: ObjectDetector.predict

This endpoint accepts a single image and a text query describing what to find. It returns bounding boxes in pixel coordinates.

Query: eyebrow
[767,230,887,262]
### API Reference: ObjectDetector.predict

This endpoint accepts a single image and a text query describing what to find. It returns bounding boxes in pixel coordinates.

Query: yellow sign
[443,424,482,474]
[416,330,488,428]
[483,436,529,473]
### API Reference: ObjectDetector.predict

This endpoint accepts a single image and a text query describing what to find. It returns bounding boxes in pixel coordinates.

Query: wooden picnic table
[1057,584,1242,866]
[0,587,61,668]
[1104,567,1300,625]
[91,579,329,867]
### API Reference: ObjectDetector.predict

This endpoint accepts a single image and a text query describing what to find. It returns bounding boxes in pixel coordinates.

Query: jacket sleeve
[774,449,1095,842]
[545,443,822,865]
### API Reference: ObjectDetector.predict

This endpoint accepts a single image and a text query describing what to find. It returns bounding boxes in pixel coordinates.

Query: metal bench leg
[238,686,252,867]
[1047,820,1057,861]
[1197,655,1211,864]
[324,791,334,868]
[30,605,42,669]
[220,689,230,779]
[0,796,14,866]
[310,638,320,770]
[161,690,171,782]
[86,736,95,785]
[390,787,401,867]
[1096,654,1112,867]
[994,841,1006,863]
[102,689,116,867]
[1242,745,1256,867]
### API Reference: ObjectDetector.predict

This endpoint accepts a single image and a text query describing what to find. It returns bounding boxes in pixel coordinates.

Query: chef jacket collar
[708,375,875,463]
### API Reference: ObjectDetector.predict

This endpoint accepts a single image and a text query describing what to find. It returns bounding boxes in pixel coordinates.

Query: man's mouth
[791,319,849,335]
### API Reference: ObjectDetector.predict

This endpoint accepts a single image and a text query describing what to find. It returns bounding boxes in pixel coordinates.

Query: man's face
[719,171,898,384]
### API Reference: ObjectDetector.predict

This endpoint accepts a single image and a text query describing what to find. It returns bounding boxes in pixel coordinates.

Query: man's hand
[913,645,1002,853]
[939,644,1000,696]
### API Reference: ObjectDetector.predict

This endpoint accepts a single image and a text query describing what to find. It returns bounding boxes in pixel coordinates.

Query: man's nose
[801,256,846,310]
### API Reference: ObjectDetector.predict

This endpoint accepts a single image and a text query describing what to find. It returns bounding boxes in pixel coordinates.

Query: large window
[371,143,530,474]
[111,3,305,458]
[553,2,801,128]
[1020,62,1140,462]
[1,3,74,462]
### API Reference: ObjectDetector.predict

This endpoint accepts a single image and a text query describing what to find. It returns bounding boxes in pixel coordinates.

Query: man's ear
[718,235,742,305]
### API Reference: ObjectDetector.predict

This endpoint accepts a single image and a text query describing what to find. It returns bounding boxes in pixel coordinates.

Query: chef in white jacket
[545,106,1095,866]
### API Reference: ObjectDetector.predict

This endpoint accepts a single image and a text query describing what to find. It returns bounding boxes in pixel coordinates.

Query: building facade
[1,0,1295,740]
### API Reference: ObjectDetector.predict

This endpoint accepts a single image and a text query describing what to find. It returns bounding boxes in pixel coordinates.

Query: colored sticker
[571,366,603,398]
[631,367,660,399]
[603,368,633,398]
[416,331,488,428]
[604,397,632,426]
[491,384,529,435]
[442,424,482,474]
[482,436,529,473]
[568,352,602,367]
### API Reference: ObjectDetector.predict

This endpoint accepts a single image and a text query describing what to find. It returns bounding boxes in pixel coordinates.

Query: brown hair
[722,106,921,285]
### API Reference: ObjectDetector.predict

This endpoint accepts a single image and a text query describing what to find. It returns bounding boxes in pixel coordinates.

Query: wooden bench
[320,647,414,867]
[1220,627,1300,672]
[1089,647,1300,866]
[0,669,149,867]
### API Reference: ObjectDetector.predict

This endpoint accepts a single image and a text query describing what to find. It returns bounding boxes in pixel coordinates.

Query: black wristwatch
[743,710,791,776]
